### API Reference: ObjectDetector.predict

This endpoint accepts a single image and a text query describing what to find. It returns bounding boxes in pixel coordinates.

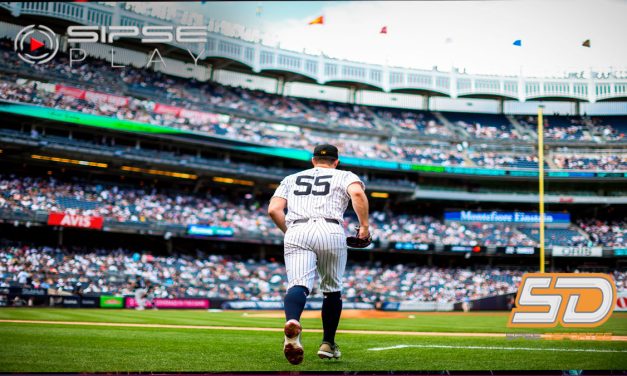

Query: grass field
[0,308,625,372]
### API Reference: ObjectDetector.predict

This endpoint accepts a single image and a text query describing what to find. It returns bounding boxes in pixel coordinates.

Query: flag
[308,16,324,25]
[513,39,522,46]
[256,6,262,16]
[582,39,591,47]
[380,26,387,34]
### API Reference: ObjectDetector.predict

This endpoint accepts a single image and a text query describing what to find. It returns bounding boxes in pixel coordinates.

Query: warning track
[1,319,625,342]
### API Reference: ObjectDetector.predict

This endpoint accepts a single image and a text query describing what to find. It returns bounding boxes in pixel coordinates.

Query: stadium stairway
[433,112,467,137]
[544,150,560,169]
[506,115,536,140]
[362,106,394,132]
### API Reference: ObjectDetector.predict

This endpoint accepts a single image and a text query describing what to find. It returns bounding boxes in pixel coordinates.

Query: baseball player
[268,144,370,365]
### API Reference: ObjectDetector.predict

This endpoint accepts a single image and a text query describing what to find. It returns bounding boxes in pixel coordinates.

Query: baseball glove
[346,226,372,248]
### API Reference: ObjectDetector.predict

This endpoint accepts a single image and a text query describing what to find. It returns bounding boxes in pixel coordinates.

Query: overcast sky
[141,0,627,78]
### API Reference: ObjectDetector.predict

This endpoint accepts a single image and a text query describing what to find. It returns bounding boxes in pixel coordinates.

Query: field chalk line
[0,319,626,342]
[368,344,627,353]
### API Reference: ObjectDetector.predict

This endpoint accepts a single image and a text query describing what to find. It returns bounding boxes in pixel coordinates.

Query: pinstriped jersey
[273,167,364,226]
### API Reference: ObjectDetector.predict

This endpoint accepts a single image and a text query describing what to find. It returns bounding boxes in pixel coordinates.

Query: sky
[130,0,627,78]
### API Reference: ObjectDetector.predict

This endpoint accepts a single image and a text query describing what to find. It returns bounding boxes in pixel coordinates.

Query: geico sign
[552,246,603,257]
[508,273,616,328]
[47,212,104,230]
[67,26,208,44]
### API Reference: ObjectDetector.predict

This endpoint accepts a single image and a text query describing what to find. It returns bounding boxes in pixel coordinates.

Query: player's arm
[268,196,288,233]
[347,182,370,239]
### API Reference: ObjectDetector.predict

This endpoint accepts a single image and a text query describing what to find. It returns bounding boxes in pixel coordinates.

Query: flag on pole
[308,16,324,25]
[256,6,262,17]
[582,39,591,47]
[380,26,387,34]
[513,39,522,46]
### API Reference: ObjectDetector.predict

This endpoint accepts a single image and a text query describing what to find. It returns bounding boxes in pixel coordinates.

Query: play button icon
[30,37,44,52]
[15,24,59,64]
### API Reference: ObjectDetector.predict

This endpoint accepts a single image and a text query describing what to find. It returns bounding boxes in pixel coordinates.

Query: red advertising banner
[125,297,209,309]
[153,103,182,116]
[55,85,129,106]
[55,84,85,99]
[84,91,130,106]
[47,212,104,230]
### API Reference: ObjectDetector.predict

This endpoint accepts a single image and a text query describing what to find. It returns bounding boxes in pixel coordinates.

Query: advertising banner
[84,91,129,106]
[392,242,432,251]
[47,212,104,230]
[497,246,537,255]
[55,84,85,99]
[445,211,570,224]
[187,225,234,237]
[615,249,627,257]
[61,296,81,308]
[616,291,627,312]
[80,297,99,308]
[125,297,209,309]
[153,103,182,116]
[552,246,603,257]
[445,245,483,253]
[9,287,47,297]
[100,295,124,308]
[222,301,374,310]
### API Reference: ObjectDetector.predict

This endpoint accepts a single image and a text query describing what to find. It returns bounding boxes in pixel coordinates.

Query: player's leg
[282,225,317,365]
[314,221,347,359]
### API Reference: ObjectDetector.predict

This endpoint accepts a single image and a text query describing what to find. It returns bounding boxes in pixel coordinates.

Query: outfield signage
[100,295,124,308]
[445,211,570,224]
[616,291,627,312]
[392,242,432,251]
[125,297,209,309]
[446,245,483,253]
[187,225,234,237]
[614,249,627,257]
[498,246,537,255]
[552,246,603,257]
[223,300,374,310]
[48,212,103,230]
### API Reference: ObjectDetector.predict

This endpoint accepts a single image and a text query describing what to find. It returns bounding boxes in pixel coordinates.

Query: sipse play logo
[14,24,59,64]
[508,273,617,328]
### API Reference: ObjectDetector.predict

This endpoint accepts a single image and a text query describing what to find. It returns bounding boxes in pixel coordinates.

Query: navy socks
[284,285,309,322]
[321,291,342,344]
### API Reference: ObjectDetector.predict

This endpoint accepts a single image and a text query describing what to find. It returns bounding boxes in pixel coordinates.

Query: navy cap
[313,144,339,159]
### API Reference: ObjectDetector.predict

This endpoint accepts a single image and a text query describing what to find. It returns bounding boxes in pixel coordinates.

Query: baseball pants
[283,218,347,293]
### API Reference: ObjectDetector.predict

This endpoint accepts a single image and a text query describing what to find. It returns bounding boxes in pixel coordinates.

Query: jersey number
[294,175,332,196]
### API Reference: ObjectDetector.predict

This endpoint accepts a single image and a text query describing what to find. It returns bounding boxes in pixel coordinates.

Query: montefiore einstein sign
[445,211,571,224]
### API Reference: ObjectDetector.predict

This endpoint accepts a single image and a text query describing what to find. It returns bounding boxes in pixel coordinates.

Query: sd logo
[508,273,616,328]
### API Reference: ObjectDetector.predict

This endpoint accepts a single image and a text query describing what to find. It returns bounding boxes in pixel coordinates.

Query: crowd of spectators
[1,245,624,304]
[552,153,627,171]
[349,212,536,246]
[5,78,624,171]
[3,174,625,247]
[0,175,280,237]
[454,120,522,140]
[0,78,467,165]
[578,220,626,248]
[2,38,626,142]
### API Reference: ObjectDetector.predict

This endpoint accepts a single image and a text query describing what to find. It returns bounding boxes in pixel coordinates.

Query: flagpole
[537,105,545,273]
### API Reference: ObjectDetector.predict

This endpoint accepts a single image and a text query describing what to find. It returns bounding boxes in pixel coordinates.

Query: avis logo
[508,273,616,328]
[14,24,59,64]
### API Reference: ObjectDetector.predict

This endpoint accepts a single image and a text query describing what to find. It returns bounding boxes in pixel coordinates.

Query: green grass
[0,309,626,371]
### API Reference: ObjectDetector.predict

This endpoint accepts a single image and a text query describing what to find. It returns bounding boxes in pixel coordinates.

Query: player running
[268,144,370,365]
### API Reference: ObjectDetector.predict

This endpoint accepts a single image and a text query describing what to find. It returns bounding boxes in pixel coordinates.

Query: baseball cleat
[317,341,341,359]
[283,319,304,365]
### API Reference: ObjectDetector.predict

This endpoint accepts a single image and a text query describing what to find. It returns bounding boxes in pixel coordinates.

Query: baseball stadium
[0,1,626,373]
